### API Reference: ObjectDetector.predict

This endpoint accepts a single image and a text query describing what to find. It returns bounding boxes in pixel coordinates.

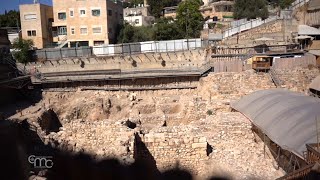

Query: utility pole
[316,116,320,151]
[186,8,189,50]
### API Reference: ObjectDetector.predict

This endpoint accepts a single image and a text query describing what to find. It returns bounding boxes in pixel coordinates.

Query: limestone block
[191,142,207,149]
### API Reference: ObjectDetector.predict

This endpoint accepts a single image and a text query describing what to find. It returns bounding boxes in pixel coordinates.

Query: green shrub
[207,110,214,116]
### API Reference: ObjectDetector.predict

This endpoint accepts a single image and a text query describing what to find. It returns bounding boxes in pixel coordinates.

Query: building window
[80,9,86,16]
[135,19,139,24]
[58,12,66,20]
[94,41,104,46]
[80,27,87,34]
[27,30,36,36]
[70,10,74,17]
[58,27,67,35]
[24,14,37,20]
[92,27,102,34]
[108,9,112,16]
[71,27,75,35]
[92,9,100,16]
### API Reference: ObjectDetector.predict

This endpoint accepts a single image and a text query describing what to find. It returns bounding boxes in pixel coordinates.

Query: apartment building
[200,0,234,20]
[52,0,123,47]
[163,0,234,20]
[123,0,155,26]
[19,3,53,49]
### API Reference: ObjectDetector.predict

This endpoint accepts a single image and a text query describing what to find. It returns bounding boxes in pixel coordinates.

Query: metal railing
[223,0,310,39]
[223,16,281,38]
[291,0,310,10]
[269,68,283,87]
[35,39,207,60]
[277,163,318,180]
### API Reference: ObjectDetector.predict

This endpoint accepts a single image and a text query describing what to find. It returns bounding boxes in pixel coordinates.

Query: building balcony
[52,20,67,27]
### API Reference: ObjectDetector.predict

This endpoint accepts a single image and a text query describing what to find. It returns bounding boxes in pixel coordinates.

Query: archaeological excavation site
[2,43,320,180]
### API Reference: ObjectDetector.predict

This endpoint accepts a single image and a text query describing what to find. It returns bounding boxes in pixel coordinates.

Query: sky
[0,0,52,14]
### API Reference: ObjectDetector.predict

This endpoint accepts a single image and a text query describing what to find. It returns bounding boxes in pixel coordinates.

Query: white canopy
[255,37,275,41]
[298,25,320,35]
[295,35,315,40]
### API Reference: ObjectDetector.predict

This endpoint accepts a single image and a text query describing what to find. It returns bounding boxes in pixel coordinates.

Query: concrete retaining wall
[27,49,208,74]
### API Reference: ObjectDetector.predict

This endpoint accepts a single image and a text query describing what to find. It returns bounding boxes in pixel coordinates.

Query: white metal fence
[230,18,247,28]
[223,16,280,38]
[291,0,310,10]
[92,39,204,56]
[36,39,206,60]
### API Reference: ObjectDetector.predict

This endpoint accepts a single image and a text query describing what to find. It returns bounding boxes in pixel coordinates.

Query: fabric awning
[295,35,315,40]
[298,25,320,35]
[255,37,275,41]
[310,76,320,92]
[308,50,320,56]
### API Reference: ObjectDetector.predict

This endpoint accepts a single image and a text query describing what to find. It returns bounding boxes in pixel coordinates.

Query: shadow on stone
[38,109,62,134]
[133,132,160,179]
[207,143,213,156]
[0,119,241,180]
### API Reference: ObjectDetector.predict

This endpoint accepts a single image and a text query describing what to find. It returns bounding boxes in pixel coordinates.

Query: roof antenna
[33,0,39,4]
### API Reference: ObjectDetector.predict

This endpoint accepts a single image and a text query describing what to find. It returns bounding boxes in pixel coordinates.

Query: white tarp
[298,25,320,35]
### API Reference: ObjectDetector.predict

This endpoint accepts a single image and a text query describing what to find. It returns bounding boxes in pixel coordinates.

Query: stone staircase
[56,35,68,48]
[0,55,31,89]
[269,68,283,88]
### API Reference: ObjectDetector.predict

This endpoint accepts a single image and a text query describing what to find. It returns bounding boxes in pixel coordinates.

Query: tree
[148,0,181,18]
[117,23,135,43]
[154,17,183,40]
[131,26,154,42]
[278,0,295,9]
[123,0,144,8]
[234,0,269,20]
[0,10,20,27]
[117,23,154,43]
[12,39,34,64]
[176,0,204,38]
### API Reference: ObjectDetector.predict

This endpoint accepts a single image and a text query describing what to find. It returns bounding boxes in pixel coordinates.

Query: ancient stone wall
[45,120,136,163]
[275,67,320,92]
[221,20,296,46]
[198,70,276,112]
[137,126,209,175]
